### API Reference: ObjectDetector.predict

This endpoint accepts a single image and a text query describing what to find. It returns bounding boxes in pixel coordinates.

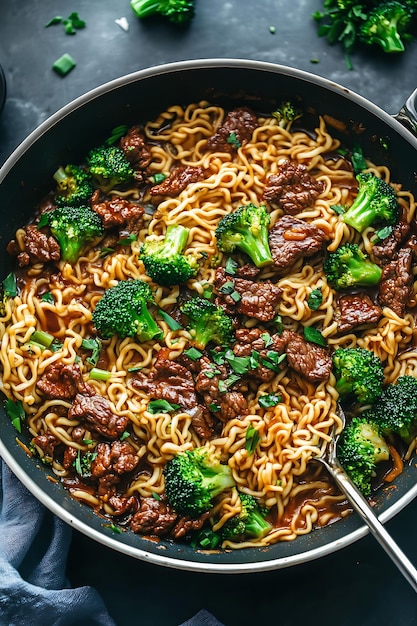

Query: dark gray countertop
[1,1,417,624]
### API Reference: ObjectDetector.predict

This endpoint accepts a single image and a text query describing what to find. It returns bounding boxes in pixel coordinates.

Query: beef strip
[263,161,325,214]
[281,330,332,382]
[372,210,410,265]
[119,125,152,183]
[268,215,327,270]
[68,393,129,439]
[32,433,61,457]
[130,496,178,536]
[236,264,261,280]
[150,165,206,196]
[215,267,282,323]
[205,107,258,153]
[91,440,140,497]
[378,248,413,317]
[337,294,382,332]
[233,327,286,382]
[108,494,139,517]
[17,225,61,267]
[170,511,210,540]
[195,356,248,422]
[90,190,144,231]
[37,363,94,399]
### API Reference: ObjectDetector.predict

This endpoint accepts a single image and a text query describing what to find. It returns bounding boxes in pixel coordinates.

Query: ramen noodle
[1,100,416,549]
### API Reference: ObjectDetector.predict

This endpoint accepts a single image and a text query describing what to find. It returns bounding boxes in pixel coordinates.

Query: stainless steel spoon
[316,404,417,593]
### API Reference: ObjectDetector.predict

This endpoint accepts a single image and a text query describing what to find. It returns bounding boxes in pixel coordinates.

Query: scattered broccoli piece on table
[163,447,236,517]
[53,164,94,207]
[43,205,104,264]
[86,145,134,192]
[338,416,390,496]
[323,243,382,291]
[364,375,417,442]
[180,297,234,349]
[343,172,399,233]
[130,0,195,24]
[221,493,272,541]
[359,1,414,52]
[139,224,199,286]
[332,346,385,405]
[92,279,163,343]
[215,203,273,268]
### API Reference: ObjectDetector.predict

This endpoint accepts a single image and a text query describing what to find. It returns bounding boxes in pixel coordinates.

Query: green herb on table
[52,53,77,77]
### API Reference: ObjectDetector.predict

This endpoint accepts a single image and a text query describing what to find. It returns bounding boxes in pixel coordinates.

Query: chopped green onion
[303,326,327,347]
[152,172,167,184]
[225,258,238,275]
[331,204,345,215]
[307,288,323,311]
[3,273,17,298]
[89,367,112,381]
[184,347,203,361]
[258,393,282,408]
[120,431,130,441]
[4,398,24,432]
[103,523,123,534]
[260,332,273,347]
[45,16,63,27]
[117,234,137,245]
[30,330,54,348]
[148,399,180,414]
[158,309,183,330]
[219,280,235,295]
[52,53,76,76]
[40,292,55,304]
[245,424,260,455]
[127,365,142,373]
[227,132,241,149]
[105,124,129,146]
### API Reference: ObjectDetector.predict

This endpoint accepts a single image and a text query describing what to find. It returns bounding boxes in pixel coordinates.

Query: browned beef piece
[17,225,61,267]
[36,363,94,399]
[205,107,258,153]
[32,433,61,457]
[90,190,144,231]
[195,356,248,422]
[62,446,78,470]
[130,496,178,536]
[119,125,152,182]
[405,233,417,260]
[91,440,140,478]
[215,267,282,323]
[170,511,210,540]
[281,330,332,382]
[108,495,139,517]
[337,294,382,332]
[269,215,327,270]
[150,165,206,196]
[378,248,413,317]
[233,327,286,382]
[263,161,325,214]
[236,264,261,280]
[187,405,217,439]
[131,348,198,411]
[68,394,129,439]
[372,209,410,265]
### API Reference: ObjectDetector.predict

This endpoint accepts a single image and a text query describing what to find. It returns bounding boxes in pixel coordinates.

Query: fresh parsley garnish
[148,399,180,414]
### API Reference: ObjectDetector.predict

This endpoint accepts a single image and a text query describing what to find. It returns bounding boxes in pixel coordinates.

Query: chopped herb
[245,424,260,455]
[202,284,213,299]
[127,366,142,373]
[249,350,260,369]
[230,290,241,303]
[74,450,97,476]
[310,58,320,64]
[209,403,221,412]
[46,12,86,34]
[227,132,241,149]
[331,204,346,215]
[120,431,130,441]
[258,393,282,408]
[30,330,54,348]
[52,53,76,76]
[82,438,94,445]
[261,351,286,372]
[204,366,221,379]
[81,337,102,366]
[148,399,180,414]
[303,326,327,347]
[351,144,367,174]
[4,398,24,432]
[158,309,183,330]
[3,273,17,298]
[373,225,393,242]
[50,340,64,353]
[117,234,137,245]
[105,124,129,146]
[191,528,222,550]
[225,258,238,275]
[100,247,115,258]
[89,367,112,381]
[152,172,168,185]
[219,281,235,295]
[152,491,161,500]
[260,332,273,347]
[218,374,241,392]
[307,287,323,311]
[103,523,123,534]
[224,349,250,374]
[211,350,225,366]
[184,347,203,361]
[45,15,63,27]
[273,314,283,335]
[40,292,54,303]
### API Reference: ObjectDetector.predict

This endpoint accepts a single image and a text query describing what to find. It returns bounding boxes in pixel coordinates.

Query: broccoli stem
[236,229,273,268]
[136,302,163,343]
[245,510,272,538]
[131,0,162,17]
[162,224,189,255]
[343,191,376,232]
[346,255,382,285]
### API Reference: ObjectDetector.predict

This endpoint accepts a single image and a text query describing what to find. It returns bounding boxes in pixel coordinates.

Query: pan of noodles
[1,59,417,572]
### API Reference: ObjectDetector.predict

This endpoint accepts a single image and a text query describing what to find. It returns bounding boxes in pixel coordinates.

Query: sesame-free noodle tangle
[1,99,416,550]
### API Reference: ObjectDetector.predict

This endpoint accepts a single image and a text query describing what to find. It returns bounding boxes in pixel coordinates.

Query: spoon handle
[327,461,417,593]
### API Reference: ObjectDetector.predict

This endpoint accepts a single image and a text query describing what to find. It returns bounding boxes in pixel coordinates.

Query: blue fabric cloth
[0,460,224,626]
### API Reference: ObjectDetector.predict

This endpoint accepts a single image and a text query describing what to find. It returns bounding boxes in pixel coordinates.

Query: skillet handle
[394,87,417,136]
[324,458,417,593]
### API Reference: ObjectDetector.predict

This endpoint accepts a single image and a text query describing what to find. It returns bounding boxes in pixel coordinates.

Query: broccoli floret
[86,145,134,192]
[130,0,195,24]
[332,346,384,405]
[343,172,399,233]
[45,205,104,264]
[215,203,273,268]
[163,447,236,516]
[359,1,413,53]
[323,243,382,291]
[272,100,303,129]
[221,493,272,541]
[364,375,417,442]
[53,164,94,207]
[338,416,390,496]
[139,224,199,286]
[92,279,163,343]
[180,297,234,349]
